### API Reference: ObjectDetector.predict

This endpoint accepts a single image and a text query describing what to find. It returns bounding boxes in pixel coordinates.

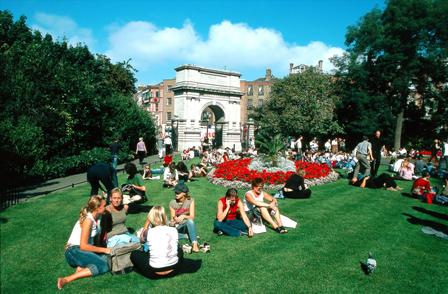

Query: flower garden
[208,158,339,190]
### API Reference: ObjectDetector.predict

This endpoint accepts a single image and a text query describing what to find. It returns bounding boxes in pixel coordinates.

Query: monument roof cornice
[175,64,241,77]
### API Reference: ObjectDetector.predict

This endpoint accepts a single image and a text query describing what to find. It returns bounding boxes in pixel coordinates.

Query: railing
[0,185,21,210]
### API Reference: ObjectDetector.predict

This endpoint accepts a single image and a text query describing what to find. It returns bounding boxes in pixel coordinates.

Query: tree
[333,0,448,149]
[252,68,342,140]
[0,10,155,183]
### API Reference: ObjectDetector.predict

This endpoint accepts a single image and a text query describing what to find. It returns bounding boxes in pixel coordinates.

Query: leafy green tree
[333,0,448,149]
[252,68,342,139]
[0,10,155,183]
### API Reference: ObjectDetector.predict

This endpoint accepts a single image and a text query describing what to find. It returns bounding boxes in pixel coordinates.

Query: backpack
[109,242,141,275]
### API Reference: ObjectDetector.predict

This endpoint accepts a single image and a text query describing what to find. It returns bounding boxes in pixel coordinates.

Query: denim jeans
[177,219,197,243]
[65,246,109,276]
[214,219,247,237]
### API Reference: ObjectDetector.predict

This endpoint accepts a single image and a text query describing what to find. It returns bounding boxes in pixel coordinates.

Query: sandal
[275,226,288,234]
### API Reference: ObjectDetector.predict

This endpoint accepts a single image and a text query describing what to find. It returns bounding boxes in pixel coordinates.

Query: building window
[156,91,160,97]
[155,103,159,112]
[258,99,264,107]
[258,85,264,96]
[247,85,253,96]
[167,97,172,106]
[167,112,172,121]
[247,99,253,109]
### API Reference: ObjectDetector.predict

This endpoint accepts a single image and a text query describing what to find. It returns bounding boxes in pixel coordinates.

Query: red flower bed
[213,158,331,185]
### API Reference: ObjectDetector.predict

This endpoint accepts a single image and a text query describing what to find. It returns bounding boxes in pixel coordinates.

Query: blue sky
[2,0,385,85]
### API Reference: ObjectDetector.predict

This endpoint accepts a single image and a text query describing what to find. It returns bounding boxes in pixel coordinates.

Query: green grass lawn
[1,166,447,293]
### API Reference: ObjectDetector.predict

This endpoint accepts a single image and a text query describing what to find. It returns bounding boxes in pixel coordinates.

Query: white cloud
[106,20,198,66]
[32,12,95,48]
[105,20,345,80]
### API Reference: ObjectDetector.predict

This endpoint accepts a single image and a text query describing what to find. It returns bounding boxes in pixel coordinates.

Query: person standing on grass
[136,137,147,165]
[351,136,373,184]
[131,206,183,279]
[370,130,384,177]
[164,134,173,156]
[109,138,120,187]
[214,188,254,237]
[57,195,111,289]
[86,162,116,200]
[244,178,288,234]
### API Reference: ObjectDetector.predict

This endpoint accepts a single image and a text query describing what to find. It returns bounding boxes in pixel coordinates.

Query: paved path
[18,154,164,199]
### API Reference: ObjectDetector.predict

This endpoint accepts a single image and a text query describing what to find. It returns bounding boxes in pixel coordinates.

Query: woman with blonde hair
[131,206,182,279]
[103,188,139,247]
[57,195,111,289]
[282,168,312,199]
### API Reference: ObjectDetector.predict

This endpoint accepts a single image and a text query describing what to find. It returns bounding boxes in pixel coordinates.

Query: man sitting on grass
[244,178,288,234]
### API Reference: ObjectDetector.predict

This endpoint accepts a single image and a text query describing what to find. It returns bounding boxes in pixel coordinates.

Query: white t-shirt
[146,226,179,268]
[67,213,100,246]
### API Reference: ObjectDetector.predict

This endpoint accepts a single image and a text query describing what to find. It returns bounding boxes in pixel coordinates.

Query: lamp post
[171,115,179,152]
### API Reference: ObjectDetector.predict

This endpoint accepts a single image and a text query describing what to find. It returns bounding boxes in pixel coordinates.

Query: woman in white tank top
[244,178,288,234]
[57,195,112,289]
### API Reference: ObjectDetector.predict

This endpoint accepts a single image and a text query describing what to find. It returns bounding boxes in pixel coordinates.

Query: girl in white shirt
[57,195,111,289]
[131,206,182,279]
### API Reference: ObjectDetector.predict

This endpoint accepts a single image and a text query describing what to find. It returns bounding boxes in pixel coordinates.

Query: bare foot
[57,278,67,290]
[192,243,200,253]
[76,267,83,273]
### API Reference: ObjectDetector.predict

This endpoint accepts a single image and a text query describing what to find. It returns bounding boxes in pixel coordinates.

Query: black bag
[109,242,142,275]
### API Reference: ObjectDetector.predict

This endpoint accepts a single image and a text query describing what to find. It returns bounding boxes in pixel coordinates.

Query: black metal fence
[0,185,22,210]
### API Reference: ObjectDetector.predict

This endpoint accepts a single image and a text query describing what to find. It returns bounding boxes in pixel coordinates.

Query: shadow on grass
[412,206,448,221]
[128,204,153,214]
[402,213,448,234]
[401,192,415,199]
[178,258,202,275]
[0,217,8,224]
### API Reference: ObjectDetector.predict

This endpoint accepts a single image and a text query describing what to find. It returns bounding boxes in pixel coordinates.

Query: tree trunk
[394,111,404,151]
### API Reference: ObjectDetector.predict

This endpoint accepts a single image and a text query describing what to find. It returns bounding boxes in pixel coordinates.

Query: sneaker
[199,242,210,253]
[182,244,192,254]
[216,230,224,236]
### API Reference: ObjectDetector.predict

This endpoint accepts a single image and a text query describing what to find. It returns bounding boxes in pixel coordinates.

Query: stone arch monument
[171,65,242,152]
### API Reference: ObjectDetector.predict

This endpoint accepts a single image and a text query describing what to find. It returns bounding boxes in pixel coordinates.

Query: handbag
[109,242,142,275]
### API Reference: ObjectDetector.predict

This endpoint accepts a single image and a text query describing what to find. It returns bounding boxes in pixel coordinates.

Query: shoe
[182,244,192,254]
[199,242,210,253]
[275,226,288,234]
[216,230,224,236]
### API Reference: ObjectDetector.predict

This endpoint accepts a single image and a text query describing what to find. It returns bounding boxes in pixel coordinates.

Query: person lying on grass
[349,173,402,191]
[103,188,140,247]
[131,206,183,279]
[244,178,288,234]
[57,195,112,290]
[214,188,254,237]
[169,183,200,252]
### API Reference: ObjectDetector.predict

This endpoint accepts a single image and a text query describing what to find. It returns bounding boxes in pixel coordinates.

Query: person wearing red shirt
[411,172,432,198]
[214,188,253,237]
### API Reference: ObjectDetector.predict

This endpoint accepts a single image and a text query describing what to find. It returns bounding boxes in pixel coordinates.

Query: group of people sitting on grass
[58,171,297,289]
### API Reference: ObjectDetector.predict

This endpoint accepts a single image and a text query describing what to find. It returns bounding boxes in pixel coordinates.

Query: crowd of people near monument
[58,132,448,289]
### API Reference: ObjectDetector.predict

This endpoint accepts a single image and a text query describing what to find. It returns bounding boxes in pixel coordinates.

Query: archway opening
[201,105,225,149]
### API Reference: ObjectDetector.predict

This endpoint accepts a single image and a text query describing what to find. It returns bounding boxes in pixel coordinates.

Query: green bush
[28,147,133,180]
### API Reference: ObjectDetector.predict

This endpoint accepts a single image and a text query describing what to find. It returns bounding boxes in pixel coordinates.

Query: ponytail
[79,195,103,224]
